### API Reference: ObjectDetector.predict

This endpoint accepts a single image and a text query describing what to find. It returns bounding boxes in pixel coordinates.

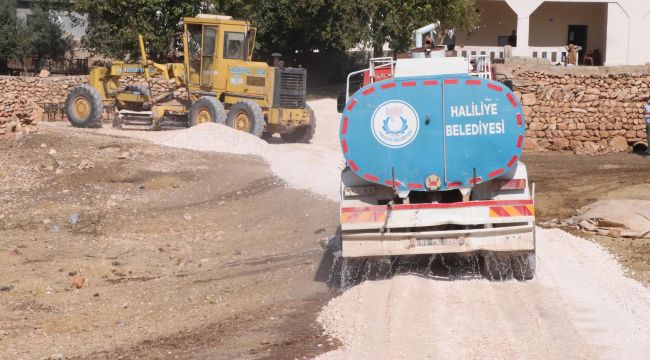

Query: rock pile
[0,76,85,138]
[0,94,44,138]
[506,66,649,154]
[117,76,187,99]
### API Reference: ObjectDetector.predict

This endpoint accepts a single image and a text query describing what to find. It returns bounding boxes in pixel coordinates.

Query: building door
[568,25,588,64]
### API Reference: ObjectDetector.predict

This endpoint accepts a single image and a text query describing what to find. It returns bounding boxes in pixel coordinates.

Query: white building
[17,0,87,41]
[457,0,650,66]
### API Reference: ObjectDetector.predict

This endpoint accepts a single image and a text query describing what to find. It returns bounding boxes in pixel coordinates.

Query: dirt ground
[523,151,650,286]
[0,127,339,359]
[2,103,650,358]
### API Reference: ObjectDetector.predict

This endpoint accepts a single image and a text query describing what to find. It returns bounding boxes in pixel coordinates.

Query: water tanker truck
[337,54,536,280]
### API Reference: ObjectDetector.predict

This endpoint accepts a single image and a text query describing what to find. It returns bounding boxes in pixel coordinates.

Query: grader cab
[65,14,314,142]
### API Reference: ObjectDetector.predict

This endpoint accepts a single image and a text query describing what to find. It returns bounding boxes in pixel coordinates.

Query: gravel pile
[56,99,345,201]
[156,123,267,156]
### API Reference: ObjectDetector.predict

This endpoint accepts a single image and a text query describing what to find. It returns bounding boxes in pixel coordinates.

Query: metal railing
[345,57,394,103]
[530,47,577,65]
[458,46,505,61]
[468,54,492,79]
[457,45,578,66]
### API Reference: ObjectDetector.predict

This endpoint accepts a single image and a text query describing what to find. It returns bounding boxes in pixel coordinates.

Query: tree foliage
[350,0,479,55]
[0,0,71,72]
[29,6,73,60]
[73,0,220,60]
[74,0,479,61]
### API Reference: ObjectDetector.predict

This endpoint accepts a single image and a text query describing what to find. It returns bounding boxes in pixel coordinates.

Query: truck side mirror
[337,91,346,113]
[502,79,514,91]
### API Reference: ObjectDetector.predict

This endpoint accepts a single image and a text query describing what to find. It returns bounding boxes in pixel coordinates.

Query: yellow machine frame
[80,14,311,137]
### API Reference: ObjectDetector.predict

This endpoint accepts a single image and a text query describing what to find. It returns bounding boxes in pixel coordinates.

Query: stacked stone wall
[2,66,650,153]
[0,75,181,138]
[502,64,650,154]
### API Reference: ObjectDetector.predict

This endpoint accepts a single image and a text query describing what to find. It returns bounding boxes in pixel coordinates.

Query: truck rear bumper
[342,224,534,257]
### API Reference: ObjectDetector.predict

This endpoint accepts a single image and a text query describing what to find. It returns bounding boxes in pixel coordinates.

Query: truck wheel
[188,96,226,127]
[481,252,513,281]
[226,100,264,137]
[280,105,315,143]
[65,85,104,128]
[511,251,536,280]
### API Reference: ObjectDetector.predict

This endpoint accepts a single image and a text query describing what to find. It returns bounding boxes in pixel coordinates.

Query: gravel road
[317,228,650,359]
[47,98,650,359]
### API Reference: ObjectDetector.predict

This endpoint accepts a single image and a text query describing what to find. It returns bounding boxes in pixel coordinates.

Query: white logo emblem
[371,100,419,148]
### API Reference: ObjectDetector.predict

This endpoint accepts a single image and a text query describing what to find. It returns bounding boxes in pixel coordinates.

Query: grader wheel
[226,100,264,137]
[65,85,104,128]
[188,96,226,126]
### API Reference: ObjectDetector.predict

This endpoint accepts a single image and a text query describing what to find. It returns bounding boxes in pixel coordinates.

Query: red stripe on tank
[385,180,401,187]
[487,83,503,92]
[348,159,359,171]
[507,155,519,167]
[364,173,379,182]
[362,87,375,96]
[347,99,357,111]
[488,168,504,178]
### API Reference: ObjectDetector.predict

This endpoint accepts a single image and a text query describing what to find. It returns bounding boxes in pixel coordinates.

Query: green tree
[0,0,19,68]
[423,0,480,45]
[0,0,71,74]
[244,0,365,59]
[73,0,354,62]
[73,0,478,65]
[351,0,479,56]
[29,6,73,66]
[73,0,225,60]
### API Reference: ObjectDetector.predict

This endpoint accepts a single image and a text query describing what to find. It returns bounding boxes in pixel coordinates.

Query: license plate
[415,237,462,247]
[344,185,376,197]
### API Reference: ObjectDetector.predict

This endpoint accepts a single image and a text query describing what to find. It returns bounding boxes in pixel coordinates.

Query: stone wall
[3,67,650,152]
[0,75,181,138]
[0,76,86,137]
[499,64,650,154]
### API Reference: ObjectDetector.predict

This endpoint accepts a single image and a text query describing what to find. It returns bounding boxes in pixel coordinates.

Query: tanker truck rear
[337,56,536,280]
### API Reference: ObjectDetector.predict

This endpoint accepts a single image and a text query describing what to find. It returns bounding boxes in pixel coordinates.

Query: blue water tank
[340,75,525,191]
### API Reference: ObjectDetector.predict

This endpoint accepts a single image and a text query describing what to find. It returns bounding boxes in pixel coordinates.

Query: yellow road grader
[65,14,314,142]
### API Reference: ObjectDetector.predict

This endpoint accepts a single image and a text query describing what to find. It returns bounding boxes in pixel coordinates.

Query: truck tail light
[496,179,527,190]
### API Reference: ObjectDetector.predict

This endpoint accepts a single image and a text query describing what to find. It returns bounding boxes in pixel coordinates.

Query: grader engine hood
[272,67,307,109]
[340,74,525,191]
